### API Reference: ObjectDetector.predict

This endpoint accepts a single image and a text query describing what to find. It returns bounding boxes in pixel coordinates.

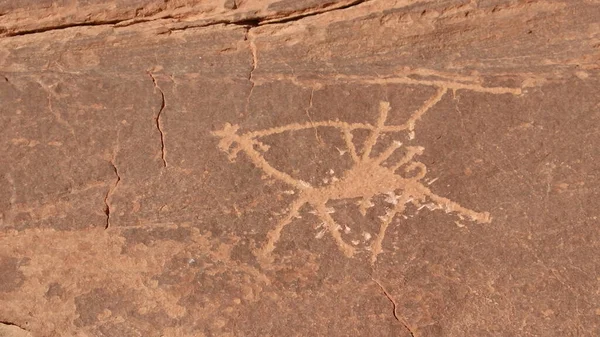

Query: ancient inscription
[214,75,521,263]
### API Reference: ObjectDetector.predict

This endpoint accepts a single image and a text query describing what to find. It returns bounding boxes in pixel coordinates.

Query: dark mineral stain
[45,282,66,299]
[98,322,142,337]
[121,227,193,248]
[0,256,25,293]
[74,287,177,329]
[74,288,124,327]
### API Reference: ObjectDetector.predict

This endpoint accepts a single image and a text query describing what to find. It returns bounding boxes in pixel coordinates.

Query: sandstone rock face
[1,1,599,336]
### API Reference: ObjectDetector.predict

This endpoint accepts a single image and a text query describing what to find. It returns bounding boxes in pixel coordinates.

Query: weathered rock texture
[1,0,599,336]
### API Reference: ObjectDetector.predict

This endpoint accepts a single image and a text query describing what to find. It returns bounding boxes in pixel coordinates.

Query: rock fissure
[104,160,121,229]
[244,27,258,116]
[0,320,29,332]
[258,0,370,25]
[2,19,126,37]
[372,277,416,337]
[148,72,168,168]
[1,0,370,38]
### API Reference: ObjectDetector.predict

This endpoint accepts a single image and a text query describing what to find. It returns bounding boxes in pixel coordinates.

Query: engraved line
[255,74,522,95]
[404,161,427,181]
[371,193,411,264]
[317,204,356,257]
[362,101,391,160]
[404,87,448,134]
[400,67,481,83]
[237,86,450,140]
[374,141,403,165]
[242,119,452,140]
[416,184,491,224]
[342,128,360,163]
[330,75,522,95]
[255,196,307,259]
[390,146,425,172]
[236,135,312,190]
[245,121,378,138]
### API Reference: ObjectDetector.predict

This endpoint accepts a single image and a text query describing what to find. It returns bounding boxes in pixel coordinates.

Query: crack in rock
[0,320,31,336]
[3,19,125,37]
[1,0,371,38]
[244,28,257,115]
[148,72,168,168]
[104,160,121,229]
[259,0,370,24]
[0,320,26,329]
[372,277,416,337]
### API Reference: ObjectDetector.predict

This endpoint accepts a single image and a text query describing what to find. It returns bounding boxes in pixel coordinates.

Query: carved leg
[316,203,356,257]
[416,184,491,224]
[370,193,411,264]
[254,197,308,260]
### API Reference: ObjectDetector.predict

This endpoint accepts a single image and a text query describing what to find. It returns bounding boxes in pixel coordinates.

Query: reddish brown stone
[0,0,599,336]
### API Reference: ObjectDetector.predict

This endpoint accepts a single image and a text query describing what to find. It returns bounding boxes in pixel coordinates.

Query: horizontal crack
[3,19,125,37]
[0,320,28,332]
[259,0,370,25]
[1,0,370,38]
[160,0,370,34]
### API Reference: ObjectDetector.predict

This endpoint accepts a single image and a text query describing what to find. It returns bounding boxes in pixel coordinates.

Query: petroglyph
[213,78,522,263]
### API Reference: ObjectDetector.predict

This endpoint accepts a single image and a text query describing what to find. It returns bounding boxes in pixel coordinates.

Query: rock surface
[1,0,599,336]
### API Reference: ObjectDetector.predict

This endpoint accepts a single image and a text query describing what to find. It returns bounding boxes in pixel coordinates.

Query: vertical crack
[104,160,121,229]
[372,277,416,337]
[244,27,257,116]
[147,72,168,167]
